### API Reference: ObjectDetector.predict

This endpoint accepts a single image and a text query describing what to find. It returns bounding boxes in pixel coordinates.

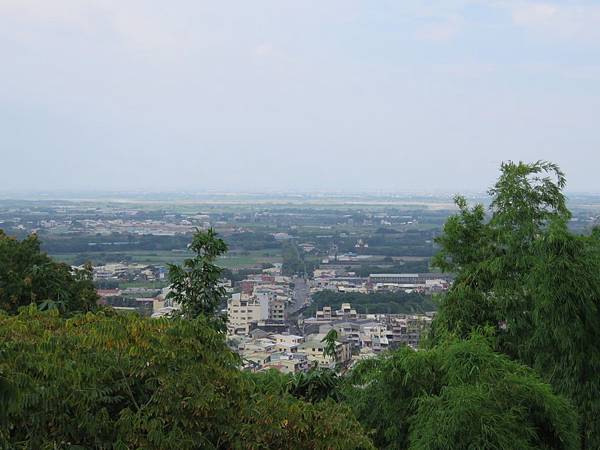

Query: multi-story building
[389,315,432,348]
[268,297,287,320]
[368,273,453,292]
[264,353,309,373]
[227,293,269,335]
[297,334,352,369]
[272,334,304,346]
[315,303,357,320]
[360,324,394,352]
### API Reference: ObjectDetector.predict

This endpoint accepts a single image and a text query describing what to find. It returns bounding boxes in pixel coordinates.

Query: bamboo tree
[431,160,600,448]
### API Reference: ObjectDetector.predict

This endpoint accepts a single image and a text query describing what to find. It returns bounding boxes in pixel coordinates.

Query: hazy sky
[1,0,599,193]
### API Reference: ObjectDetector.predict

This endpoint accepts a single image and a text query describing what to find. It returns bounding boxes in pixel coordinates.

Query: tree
[0,230,98,315]
[287,369,341,403]
[308,290,435,316]
[344,335,578,450]
[322,328,339,362]
[431,161,600,448]
[525,221,600,449]
[166,228,227,322]
[252,368,342,403]
[431,161,571,347]
[0,306,374,449]
[281,242,304,276]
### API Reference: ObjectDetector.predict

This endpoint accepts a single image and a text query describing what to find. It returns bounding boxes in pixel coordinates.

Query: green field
[118,280,169,289]
[52,249,281,269]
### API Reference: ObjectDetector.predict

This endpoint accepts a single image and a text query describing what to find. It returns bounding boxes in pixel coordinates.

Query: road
[289,276,310,314]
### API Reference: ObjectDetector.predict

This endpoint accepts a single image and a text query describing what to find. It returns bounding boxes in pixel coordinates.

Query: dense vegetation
[351,260,430,277]
[1,160,599,448]
[344,335,578,450]
[40,233,192,254]
[40,231,280,255]
[307,291,436,315]
[0,308,371,449]
[166,228,229,323]
[430,161,600,449]
[0,231,98,314]
[282,242,317,276]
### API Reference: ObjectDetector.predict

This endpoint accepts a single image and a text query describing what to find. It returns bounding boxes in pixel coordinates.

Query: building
[227,293,269,335]
[268,296,287,320]
[297,334,351,369]
[315,303,358,321]
[369,273,453,285]
[360,324,394,352]
[264,353,309,373]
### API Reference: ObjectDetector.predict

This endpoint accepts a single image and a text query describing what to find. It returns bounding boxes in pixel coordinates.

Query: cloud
[254,43,274,58]
[512,2,558,26]
[432,62,497,78]
[0,0,94,29]
[414,15,463,42]
[509,1,600,40]
[110,9,184,53]
[0,0,184,53]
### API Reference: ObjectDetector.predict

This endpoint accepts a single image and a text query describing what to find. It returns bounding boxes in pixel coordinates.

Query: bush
[0,307,372,449]
[343,335,578,450]
[0,231,98,314]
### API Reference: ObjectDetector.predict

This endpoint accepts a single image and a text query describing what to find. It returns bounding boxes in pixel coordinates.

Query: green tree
[0,306,373,449]
[344,335,578,450]
[251,368,342,403]
[287,369,341,403]
[167,228,228,321]
[281,241,304,276]
[431,161,570,347]
[322,328,339,362]
[431,161,600,448]
[0,231,98,315]
[525,221,600,449]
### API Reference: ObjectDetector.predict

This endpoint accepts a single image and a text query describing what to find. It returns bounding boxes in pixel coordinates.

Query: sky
[1,0,599,194]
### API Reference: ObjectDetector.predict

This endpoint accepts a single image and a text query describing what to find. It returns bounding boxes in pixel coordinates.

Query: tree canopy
[0,230,98,315]
[166,228,228,322]
[0,306,373,449]
[344,335,578,450]
[431,160,600,448]
[1,160,597,448]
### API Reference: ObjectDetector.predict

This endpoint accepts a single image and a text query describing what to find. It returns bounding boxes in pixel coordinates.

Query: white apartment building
[297,334,352,369]
[227,293,269,335]
[271,334,305,345]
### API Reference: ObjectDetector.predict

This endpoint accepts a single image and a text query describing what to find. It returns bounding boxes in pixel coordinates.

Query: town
[96,262,446,373]
[3,1,599,445]
[4,193,600,377]
[3,194,600,376]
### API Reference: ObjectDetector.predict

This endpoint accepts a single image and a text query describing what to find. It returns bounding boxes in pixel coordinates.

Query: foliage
[0,230,98,315]
[353,260,430,278]
[431,160,600,447]
[288,369,341,403]
[282,242,312,276]
[225,231,280,251]
[251,368,342,403]
[0,307,373,449]
[525,221,600,449]
[167,228,228,321]
[343,336,578,450]
[322,329,339,362]
[222,268,263,285]
[41,233,192,255]
[307,290,436,316]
